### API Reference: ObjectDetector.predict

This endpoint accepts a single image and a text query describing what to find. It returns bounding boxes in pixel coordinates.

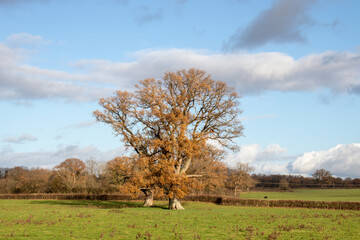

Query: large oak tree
[94,68,243,209]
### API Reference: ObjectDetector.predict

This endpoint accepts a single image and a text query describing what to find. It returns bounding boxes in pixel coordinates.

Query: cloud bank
[225,144,290,174]
[1,34,360,102]
[74,49,360,96]
[226,143,286,166]
[224,0,317,50]
[0,41,112,102]
[291,143,360,178]
[227,143,360,178]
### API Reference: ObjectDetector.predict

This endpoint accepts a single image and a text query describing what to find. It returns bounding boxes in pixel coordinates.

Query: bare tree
[228,162,255,197]
[53,158,86,192]
[312,169,333,187]
[84,159,107,194]
[85,159,103,178]
[279,178,290,190]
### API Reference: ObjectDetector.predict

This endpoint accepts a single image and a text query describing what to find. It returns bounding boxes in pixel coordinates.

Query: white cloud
[3,134,38,144]
[226,144,261,165]
[0,39,112,102]
[73,48,360,96]
[290,143,360,178]
[255,162,290,175]
[227,143,360,177]
[263,144,287,156]
[226,143,287,167]
[1,34,360,102]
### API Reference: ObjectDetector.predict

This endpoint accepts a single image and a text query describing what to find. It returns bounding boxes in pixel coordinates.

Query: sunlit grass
[239,189,360,202]
[1,199,360,239]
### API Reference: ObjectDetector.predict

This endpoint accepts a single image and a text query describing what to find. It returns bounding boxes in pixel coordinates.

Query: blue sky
[0,0,359,177]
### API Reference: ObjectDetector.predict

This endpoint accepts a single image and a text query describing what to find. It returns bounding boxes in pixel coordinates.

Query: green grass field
[239,189,360,202]
[1,199,360,239]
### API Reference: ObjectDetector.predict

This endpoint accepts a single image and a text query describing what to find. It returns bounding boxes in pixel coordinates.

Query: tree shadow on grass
[30,200,169,210]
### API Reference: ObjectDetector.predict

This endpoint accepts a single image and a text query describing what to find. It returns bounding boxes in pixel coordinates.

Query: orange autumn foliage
[187,144,228,194]
[94,69,243,202]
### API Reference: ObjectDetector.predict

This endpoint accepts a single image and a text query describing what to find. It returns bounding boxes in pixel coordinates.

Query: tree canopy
[312,169,333,187]
[93,68,244,209]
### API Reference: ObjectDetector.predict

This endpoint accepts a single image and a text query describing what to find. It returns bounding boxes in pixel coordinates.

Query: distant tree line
[0,158,116,195]
[1,157,359,195]
[253,169,360,189]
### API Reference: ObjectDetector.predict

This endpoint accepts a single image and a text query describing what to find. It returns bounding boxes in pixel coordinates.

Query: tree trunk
[169,197,185,210]
[140,188,154,207]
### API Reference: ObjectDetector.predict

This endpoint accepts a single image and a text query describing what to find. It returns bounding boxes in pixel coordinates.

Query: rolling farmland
[238,189,360,202]
[1,198,360,239]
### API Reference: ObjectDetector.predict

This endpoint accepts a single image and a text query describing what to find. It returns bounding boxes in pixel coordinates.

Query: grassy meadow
[1,199,360,239]
[238,189,360,202]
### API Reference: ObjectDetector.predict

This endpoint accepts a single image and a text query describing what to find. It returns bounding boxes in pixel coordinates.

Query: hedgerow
[1,193,359,210]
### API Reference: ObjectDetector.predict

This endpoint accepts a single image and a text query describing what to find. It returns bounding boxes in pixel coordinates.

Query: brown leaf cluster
[93,69,244,200]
